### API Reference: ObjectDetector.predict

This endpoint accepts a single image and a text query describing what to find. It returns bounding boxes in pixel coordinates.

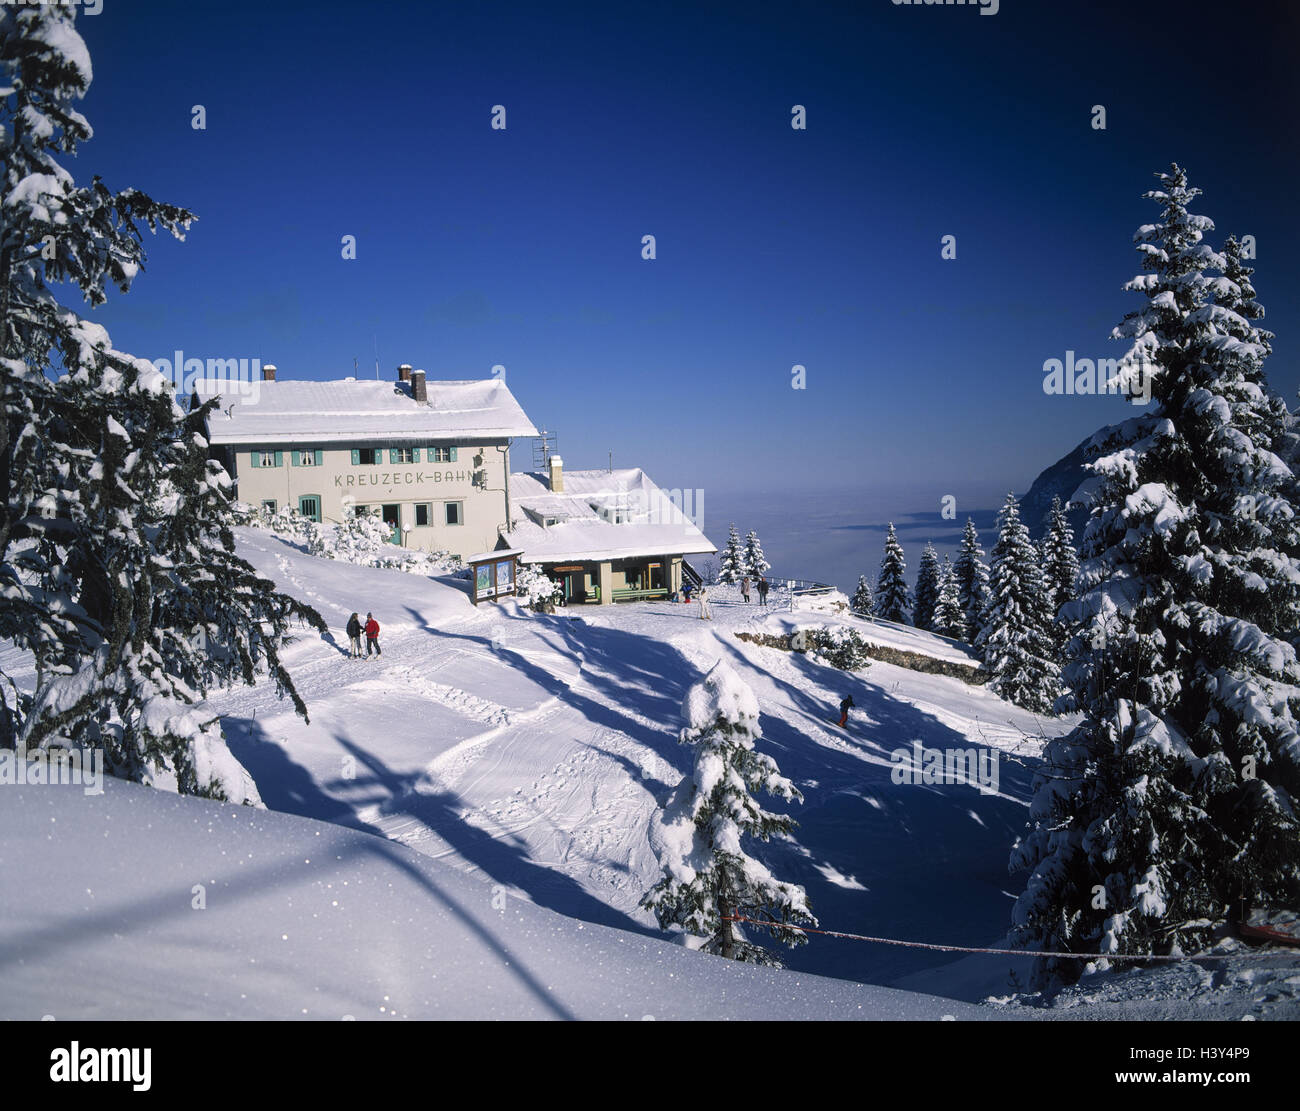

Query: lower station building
[194,363,715,602]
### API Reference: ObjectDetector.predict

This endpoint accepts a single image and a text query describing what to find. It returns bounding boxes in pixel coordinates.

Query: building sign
[335,470,473,490]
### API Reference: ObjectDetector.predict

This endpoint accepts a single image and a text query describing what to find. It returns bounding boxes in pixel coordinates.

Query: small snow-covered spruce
[913,542,942,632]
[1010,166,1300,988]
[931,557,965,640]
[1040,495,1080,649]
[516,563,561,609]
[642,662,816,965]
[308,505,391,565]
[976,493,1059,713]
[850,574,875,618]
[742,529,770,579]
[875,523,910,623]
[954,518,991,644]
[0,7,324,801]
[808,626,872,671]
[718,523,744,584]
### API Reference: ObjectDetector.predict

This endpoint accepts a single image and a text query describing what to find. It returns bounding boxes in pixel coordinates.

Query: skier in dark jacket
[838,694,855,728]
[364,613,381,657]
[757,577,770,606]
[346,612,363,658]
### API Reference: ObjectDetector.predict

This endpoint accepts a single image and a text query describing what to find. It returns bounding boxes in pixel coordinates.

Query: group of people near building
[678,575,773,620]
[345,612,382,657]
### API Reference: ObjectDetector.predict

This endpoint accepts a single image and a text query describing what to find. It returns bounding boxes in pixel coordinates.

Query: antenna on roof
[532,429,558,471]
[609,450,612,474]
[373,334,380,381]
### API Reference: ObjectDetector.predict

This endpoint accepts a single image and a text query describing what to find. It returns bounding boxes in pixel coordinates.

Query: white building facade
[194,365,538,560]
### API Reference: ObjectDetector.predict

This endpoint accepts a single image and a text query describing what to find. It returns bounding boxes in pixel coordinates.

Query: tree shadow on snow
[710,636,1041,997]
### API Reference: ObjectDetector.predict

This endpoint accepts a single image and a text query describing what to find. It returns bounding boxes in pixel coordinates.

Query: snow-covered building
[193,364,537,559]
[499,458,715,604]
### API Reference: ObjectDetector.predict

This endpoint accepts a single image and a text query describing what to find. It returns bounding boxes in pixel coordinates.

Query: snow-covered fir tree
[913,542,942,631]
[953,518,991,644]
[931,557,965,640]
[308,505,392,565]
[515,563,562,609]
[718,523,744,584]
[0,7,323,799]
[642,661,815,965]
[875,523,910,624]
[1011,166,1300,986]
[850,574,875,618]
[742,529,770,579]
[1040,495,1080,648]
[976,494,1059,713]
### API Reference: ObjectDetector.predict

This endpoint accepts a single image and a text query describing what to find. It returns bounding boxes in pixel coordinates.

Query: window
[381,504,400,542]
[261,499,277,513]
[428,446,458,463]
[293,450,322,467]
[390,447,415,464]
[252,450,282,468]
[352,448,381,465]
[445,501,463,526]
[298,495,322,523]
[414,503,432,527]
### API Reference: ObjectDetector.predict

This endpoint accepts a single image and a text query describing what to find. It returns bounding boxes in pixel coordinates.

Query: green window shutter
[315,450,323,466]
[291,450,301,466]
[412,448,421,463]
[389,448,398,464]
[274,450,283,467]
[250,452,261,468]
[351,449,360,466]
[449,446,458,463]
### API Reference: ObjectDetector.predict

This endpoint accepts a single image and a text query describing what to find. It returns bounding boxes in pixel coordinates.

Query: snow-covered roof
[502,467,716,562]
[192,377,539,444]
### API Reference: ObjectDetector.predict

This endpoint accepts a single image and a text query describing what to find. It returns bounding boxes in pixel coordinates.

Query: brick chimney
[549,454,564,493]
[411,369,427,404]
[397,364,412,382]
[262,363,277,382]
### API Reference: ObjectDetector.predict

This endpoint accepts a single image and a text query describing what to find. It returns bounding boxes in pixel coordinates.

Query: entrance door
[381,504,401,543]
[298,495,321,523]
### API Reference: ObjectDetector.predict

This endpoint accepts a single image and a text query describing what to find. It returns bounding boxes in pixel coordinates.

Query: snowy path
[195,537,1083,995]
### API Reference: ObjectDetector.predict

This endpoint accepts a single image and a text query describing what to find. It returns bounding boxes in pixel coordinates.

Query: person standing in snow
[741,575,751,603]
[346,612,363,658]
[838,694,855,728]
[697,585,712,620]
[364,612,381,657]
[682,580,693,604]
[757,577,770,607]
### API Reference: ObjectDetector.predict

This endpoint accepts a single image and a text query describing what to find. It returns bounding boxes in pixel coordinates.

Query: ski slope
[210,532,1059,989]
[3,530,1296,1018]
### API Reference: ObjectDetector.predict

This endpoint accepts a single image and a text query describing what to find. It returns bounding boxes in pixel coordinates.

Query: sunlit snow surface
[2,530,1296,1018]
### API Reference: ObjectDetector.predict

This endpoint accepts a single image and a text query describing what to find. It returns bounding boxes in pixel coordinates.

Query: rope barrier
[720,915,1300,962]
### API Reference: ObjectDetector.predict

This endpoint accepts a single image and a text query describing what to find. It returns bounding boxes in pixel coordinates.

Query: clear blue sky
[73,0,1300,515]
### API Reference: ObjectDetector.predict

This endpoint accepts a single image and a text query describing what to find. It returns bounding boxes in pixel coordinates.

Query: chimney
[397,364,412,382]
[549,454,564,494]
[262,363,277,382]
[411,368,427,404]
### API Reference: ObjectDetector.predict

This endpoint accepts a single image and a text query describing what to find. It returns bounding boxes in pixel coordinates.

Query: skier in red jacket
[364,613,381,657]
